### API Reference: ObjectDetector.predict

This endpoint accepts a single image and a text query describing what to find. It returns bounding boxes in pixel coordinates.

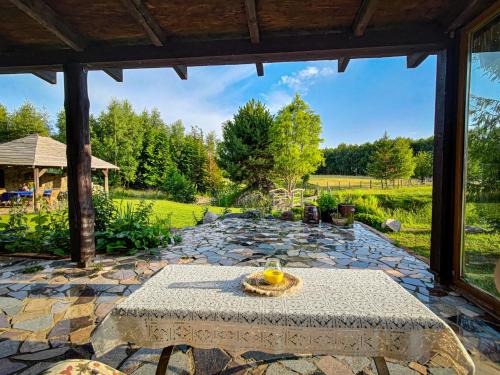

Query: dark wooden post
[64,63,95,267]
[33,167,39,210]
[102,169,109,193]
[430,41,460,284]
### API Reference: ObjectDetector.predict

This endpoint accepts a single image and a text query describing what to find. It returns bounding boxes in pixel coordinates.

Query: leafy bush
[93,190,116,231]
[0,200,69,255]
[388,204,432,226]
[375,194,431,211]
[355,213,386,232]
[317,191,337,222]
[211,182,242,207]
[292,207,304,221]
[95,201,170,254]
[352,195,384,217]
[237,191,272,216]
[162,168,196,203]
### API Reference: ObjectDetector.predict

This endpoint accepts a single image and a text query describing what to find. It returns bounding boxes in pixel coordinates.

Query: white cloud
[279,66,335,92]
[260,90,293,114]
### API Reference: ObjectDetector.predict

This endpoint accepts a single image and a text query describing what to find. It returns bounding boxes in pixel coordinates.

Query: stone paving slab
[0,218,497,374]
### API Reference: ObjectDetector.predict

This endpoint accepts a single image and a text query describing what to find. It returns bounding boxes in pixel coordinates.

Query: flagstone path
[0,218,498,375]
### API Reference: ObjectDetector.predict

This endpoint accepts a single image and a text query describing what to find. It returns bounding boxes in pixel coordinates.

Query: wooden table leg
[373,357,390,375]
[155,345,174,375]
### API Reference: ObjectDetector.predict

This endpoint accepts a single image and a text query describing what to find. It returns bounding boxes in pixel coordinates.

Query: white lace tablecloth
[92,265,474,374]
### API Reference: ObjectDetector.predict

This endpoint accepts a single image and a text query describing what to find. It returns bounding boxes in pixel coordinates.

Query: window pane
[463,15,500,297]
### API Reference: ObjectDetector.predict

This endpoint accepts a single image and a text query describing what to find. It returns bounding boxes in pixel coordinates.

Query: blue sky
[0,56,439,147]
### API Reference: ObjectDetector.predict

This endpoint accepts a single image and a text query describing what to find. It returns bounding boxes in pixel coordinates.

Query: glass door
[461,13,499,299]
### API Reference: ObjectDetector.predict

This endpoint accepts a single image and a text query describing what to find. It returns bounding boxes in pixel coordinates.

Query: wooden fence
[307,178,432,191]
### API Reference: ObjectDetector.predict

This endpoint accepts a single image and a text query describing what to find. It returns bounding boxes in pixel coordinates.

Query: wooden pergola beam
[0,24,448,72]
[352,0,379,37]
[32,70,57,84]
[120,0,166,46]
[256,62,264,76]
[406,53,429,68]
[103,68,123,82]
[244,0,260,44]
[447,0,481,33]
[8,0,86,51]
[338,57,350,72]
[173,65,187,80]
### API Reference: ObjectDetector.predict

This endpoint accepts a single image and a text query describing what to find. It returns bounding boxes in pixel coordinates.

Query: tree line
[0,94,325,200]
[0,100,222,202]
[316,136,433,176]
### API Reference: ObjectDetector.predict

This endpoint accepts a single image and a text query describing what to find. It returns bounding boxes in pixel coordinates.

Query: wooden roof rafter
[7,0,125,82]
[244,0,264,77]
[120,0,188,80]
[120,0,166,47]
[352,0,379,37]
[407,53,429,69]
[8,0,86,51]
[338,57,350,72]
[32,70,56,84]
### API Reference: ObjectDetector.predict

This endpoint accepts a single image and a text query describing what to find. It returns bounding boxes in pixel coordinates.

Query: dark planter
[320,208,334,223]
[338,203,355,217]
[303,205,320,224]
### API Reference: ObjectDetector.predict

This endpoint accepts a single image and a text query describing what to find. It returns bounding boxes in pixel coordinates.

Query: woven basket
[241,271,303,297]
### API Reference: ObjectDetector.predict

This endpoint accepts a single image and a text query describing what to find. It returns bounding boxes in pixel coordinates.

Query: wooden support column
[33,167,39,210]
[64,63,95,267]
[102,169,109,193]
[430,40,460,284]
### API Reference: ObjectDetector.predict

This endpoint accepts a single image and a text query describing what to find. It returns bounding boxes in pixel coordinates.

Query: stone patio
[0,218,498,375]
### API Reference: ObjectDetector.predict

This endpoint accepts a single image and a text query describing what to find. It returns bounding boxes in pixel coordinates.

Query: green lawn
[116,198,234,228]
[0,199,235,229]
[385,203,500,298]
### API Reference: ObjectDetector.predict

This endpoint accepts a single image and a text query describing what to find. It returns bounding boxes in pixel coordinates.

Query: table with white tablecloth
[92,265,474,375]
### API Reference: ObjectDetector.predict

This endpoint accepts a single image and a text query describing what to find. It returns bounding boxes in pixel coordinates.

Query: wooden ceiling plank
[121,0,166,46]
[338,57,350,72]
[256,62,264,76]
[103,68,123,82]
[244,0,260,43]
[8,0,86,51]
[32,70,56,84]
[447,0,481,33]
[173,65,187,80]
[407,53,429,68]
[352,0,379,37]
[0,24,449,72]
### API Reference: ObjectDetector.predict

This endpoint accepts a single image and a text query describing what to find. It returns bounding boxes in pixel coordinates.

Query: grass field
[0,199,234,229]
[309,174,430,189]
[117,199,233,228]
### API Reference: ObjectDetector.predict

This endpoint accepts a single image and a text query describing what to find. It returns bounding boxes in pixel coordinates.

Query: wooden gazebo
[0,0,498,311]
[0,134,118,197]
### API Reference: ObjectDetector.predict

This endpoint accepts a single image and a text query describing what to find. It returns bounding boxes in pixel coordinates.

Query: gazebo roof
[0,134,119,170]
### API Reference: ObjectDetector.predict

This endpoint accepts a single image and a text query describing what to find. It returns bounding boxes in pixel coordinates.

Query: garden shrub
[1,196,172,256]
[375,194,431,211]
[355,213,386,232]
[389,203,432,226]
[351,196,384,217]
[95,201,171,254]
[292,207,304,221]
[317,191,337,222]
[93,190,117,231]
[0,200,70,255]
[162,168,196,203]
[211,182,242,207]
